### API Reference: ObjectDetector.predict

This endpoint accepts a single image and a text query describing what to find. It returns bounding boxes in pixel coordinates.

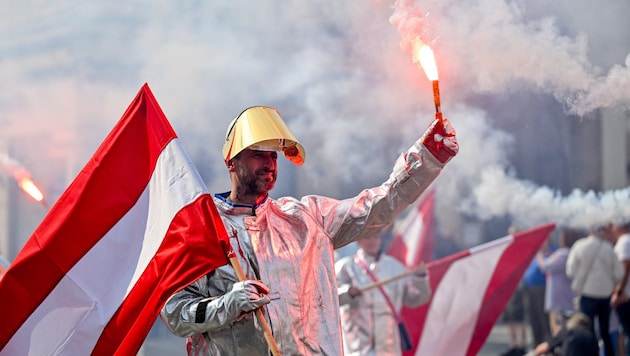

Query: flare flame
[18,177,44,202]
[1,152,46,205]
[412,38,438,81]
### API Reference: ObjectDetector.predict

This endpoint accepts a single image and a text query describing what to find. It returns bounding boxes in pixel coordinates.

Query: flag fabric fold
[394,222,555,356]
[387,189,435,266]
[0,84,229,355]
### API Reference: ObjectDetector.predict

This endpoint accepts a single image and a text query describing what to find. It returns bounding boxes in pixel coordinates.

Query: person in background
[335,229,430,355]
[531,312,599,356]
[160,106,458,355]
[605,311,623,356]
[612,220,630,356]
[524,231,553,348]
[501,280,528,356]
[500,225,530,356]
[566,223,624,356]
[538,228,583,336]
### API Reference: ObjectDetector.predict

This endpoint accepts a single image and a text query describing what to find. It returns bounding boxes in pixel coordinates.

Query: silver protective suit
[160,138,443,355]
[335,249,431,355]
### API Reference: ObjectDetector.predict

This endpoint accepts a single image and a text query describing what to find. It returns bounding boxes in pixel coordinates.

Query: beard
[236,164,276,196]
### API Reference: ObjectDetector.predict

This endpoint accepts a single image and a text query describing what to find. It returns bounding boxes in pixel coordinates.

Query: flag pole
[359,269,420,292]
[227,253,281,356]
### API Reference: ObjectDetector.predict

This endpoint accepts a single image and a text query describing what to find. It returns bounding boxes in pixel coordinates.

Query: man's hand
[533,341,551,355]
[611,289,629,308]
[414,262,428,277]
[226,280,271,314]
[348,286,363,298]
[422,117,458,164]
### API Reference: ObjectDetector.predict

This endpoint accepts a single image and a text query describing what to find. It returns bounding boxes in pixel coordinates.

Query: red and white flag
[387,189,435,265]
[0,84,230,355]
[400,222,555,356]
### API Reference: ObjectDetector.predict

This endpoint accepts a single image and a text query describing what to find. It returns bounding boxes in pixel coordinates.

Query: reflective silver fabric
[160,139,443,355]
[335,249,430,355]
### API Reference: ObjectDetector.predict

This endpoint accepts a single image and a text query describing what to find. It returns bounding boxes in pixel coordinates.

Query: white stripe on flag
[2,139,206,355]
[400,212,424,267]
[415,235,513,356]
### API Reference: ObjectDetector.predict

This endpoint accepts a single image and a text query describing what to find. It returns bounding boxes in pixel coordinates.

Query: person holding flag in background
[160,105,458,355]
[335,228,431,355]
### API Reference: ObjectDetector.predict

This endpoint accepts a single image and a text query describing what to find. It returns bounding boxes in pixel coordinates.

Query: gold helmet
[222,106,305,166]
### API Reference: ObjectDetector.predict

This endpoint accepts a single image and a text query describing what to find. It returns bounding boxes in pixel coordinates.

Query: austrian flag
[0,84,230,355]
[388,189,435,266]
[405,223,555,356]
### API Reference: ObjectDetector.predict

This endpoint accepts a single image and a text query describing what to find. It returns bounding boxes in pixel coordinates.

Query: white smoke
[389,0,630,231]
[391,0,630,117]
[462,167,630,229]
[0,152,33,182]
[1,0,629,236]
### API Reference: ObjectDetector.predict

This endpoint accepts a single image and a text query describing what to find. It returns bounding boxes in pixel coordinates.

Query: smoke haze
[1,0,629,236]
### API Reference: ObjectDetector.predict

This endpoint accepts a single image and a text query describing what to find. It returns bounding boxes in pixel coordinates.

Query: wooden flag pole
[358,269,420,292]
[228,254,281,356]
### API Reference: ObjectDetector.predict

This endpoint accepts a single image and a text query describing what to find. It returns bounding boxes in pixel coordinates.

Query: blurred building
[602,108,630,190]
[457,93,630,246]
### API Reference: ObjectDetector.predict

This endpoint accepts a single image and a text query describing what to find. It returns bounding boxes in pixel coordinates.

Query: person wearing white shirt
[566,223,624,356]
[612,221,630,356]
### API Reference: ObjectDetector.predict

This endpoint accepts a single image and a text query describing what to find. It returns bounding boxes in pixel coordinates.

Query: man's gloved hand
[422,117,459,164]
[414,262,428,277]
[348,286,363,299]
[225,280,271,316]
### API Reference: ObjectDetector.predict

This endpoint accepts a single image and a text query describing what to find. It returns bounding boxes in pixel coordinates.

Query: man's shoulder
[614,234,630,257]
[573,236,594,248]
[568,237,591,257]
[334,255,356,269]
[274,194,338,212]
[618,234,630,245]
[381,254,405,267]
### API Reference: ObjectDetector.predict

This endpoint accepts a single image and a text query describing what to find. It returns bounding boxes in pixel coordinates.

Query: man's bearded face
[234,150,277,196]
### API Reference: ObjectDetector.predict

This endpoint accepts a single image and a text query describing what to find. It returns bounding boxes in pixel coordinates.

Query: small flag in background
[391,221,554,356]
[0,84,230,355]
[387,189,435,265]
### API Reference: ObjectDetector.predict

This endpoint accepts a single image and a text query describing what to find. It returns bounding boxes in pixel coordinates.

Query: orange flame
[18,177,44,202]
[1,152,47,206]
[412,38,438,81]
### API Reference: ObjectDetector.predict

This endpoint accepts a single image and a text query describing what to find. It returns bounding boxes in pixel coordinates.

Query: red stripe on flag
[388,189,435,266]
[465,224,555,355]
[93,194,229,355]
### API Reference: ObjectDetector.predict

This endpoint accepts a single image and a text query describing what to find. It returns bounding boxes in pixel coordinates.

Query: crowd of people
[500,222,630,356]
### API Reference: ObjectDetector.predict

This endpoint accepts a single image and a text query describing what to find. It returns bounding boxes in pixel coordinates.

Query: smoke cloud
[392,0,630,231]
[1,0,629,239]
[0,152,33,182]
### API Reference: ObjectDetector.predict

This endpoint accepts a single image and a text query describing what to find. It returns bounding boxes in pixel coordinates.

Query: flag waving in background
[395,222,555,356]
[387,189,435,266]
[0,84,230,355]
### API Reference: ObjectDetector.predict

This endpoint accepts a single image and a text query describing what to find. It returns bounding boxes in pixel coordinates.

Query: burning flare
[18,177,44,202]
[1,152,46,205]
[412,38,438,81]
[412,38,442,117]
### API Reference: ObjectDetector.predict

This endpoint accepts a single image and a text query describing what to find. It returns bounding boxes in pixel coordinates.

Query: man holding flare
[160,41,456,356]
